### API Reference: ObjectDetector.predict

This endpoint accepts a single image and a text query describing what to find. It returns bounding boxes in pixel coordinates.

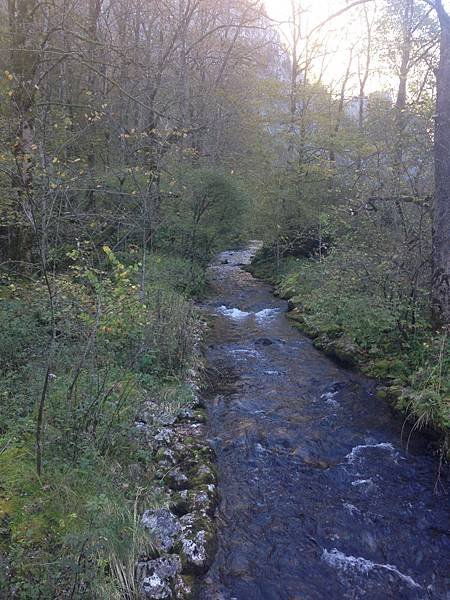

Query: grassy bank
[249,247,449,449]
[0,247,205,598]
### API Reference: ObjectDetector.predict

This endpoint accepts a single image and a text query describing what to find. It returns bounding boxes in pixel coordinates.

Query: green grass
[0,248,204,598]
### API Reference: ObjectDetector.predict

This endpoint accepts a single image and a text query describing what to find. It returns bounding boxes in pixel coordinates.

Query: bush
[156,166,247,263]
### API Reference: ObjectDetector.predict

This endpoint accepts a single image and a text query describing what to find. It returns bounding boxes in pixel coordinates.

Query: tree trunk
[5,0,39,267]
[432,2,450,329]
[329,48,353,166]
[394,0,414,182]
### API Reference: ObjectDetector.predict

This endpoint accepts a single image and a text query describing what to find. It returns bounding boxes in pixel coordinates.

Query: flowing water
[199,245,449,600]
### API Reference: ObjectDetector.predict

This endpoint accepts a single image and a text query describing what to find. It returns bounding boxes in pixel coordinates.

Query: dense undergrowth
[249,246,450,446]
[0,246,204,598]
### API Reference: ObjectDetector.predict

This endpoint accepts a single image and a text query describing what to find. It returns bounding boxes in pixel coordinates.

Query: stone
[170,489,190,515]
[155,448,177,468]
[255,337,274,346]
[188,485,217,516]
[177,408,208,424]
[139,400,177,427]
[141,508,181,552]
[174,574,195,599]
[314,335,363,367]
[191,464,216,486]
[176,513,215,574]
[137,555,182,599]
[177,408,194,421]
[171,485,217,517]
[154,428,176,447]
[165,467,190,491]
[192,395,206,409]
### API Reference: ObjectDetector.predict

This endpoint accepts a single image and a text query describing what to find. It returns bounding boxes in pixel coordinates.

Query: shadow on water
[199,244,449,600]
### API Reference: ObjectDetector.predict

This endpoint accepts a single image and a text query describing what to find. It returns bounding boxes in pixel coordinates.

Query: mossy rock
[385,385,405,402]
[277,288,296,300]
[314,335,363,367]
[175,513,216,575]
[332,338,363,366]
[178,408,208,425]
[137,555,182,599]
[165,467,191,491]
[376,386,389,400]
[171,484,217,517]
[368,358,409,381]
[192,409,208,424]
[155,447,176,468]
[189,464,217,487]
[286,308,304,323]
[170,490,190,516]
[321,324,344,339]
[287,311,320,338]
[174,441,214,465]
[174,574,196,599]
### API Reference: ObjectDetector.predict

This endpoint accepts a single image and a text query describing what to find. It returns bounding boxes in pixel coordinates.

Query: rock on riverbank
[134,399,217,599]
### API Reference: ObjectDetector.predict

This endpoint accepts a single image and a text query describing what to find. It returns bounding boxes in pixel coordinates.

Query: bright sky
[263,0,447,95]
[264,0,383,93]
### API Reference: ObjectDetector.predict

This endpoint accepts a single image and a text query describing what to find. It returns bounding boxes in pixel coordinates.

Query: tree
[2,0,40,266]
[427,0,450,328]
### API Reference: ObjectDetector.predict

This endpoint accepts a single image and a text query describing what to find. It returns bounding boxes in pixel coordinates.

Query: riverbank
[247,247,449,454]
[0,249,217,598]
[134,385,218,599]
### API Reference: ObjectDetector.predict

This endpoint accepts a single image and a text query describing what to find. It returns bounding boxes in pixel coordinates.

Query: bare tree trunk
[329,47,353,165]
[431,1,450,329]
[86,0,103,209]
[394,0,414,183]
[287,0,301,166]
[5,0,39,266]
[356,5,373,170]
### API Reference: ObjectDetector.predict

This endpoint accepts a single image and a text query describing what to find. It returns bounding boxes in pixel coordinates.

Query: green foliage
[0,243,202,597]
[255,244,449,436]
[144,253,206,297]
[157,166,247,263]
[0,442,152,599]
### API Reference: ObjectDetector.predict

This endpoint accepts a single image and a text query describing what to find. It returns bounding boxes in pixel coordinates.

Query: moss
[192,409,207,424]
[175,514,216,575]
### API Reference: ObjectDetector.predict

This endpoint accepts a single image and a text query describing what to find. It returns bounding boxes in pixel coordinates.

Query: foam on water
[217,305,251,320]
[321,391,339,406]
[230,348,260,357]
[322,548,422,589]
[351,478,375,487]
[343,503,360,515]
[254,308,281,321]
[346,442,398,463]
[217,305,282,322]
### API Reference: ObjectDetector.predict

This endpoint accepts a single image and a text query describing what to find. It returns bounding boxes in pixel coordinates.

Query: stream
[199,245,449,600]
